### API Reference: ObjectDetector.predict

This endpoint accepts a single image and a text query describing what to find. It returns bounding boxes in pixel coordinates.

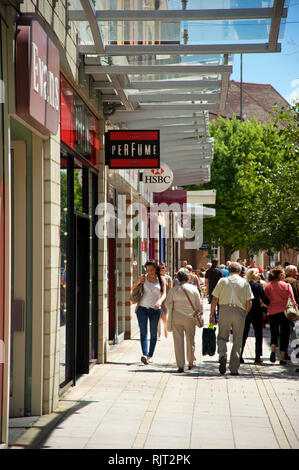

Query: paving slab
[9,298,299,450]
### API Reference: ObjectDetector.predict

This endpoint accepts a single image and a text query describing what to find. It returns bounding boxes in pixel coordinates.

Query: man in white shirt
[210,262,254,376]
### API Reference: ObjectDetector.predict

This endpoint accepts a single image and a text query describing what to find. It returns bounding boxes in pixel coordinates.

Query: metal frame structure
[68,0,288,185]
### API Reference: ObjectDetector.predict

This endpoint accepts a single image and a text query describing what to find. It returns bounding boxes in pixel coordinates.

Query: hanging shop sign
[16,18,60,135]
[105,130,160,169]
[143,162,173,193]
[153,189,187,205]
[60,74,99,168]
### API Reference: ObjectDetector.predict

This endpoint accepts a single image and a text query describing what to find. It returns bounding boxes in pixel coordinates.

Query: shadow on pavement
[11,399,98,449]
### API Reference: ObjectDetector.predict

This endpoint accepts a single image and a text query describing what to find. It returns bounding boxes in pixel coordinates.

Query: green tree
[241,102,299,253]
[187,109,298,259]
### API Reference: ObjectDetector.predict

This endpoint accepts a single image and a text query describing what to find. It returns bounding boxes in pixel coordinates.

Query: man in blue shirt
[220,264,229,277]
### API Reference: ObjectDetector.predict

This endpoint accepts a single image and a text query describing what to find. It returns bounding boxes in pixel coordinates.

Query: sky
[231,1,299,104]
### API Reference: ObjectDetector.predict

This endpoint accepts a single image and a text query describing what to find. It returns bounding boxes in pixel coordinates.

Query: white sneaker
[147,357,153,364]
[141,356,148,365]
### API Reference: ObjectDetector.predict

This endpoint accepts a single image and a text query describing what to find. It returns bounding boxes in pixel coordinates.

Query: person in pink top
[264,266,297,365]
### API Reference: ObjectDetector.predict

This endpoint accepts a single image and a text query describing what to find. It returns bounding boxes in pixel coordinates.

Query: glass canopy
[68,0,289,185]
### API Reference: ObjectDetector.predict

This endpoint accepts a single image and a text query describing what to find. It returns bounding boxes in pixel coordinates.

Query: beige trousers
[218,305,247,374]
[172,310,196,369]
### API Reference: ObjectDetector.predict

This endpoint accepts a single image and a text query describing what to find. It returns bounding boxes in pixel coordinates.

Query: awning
[68,0,289,185]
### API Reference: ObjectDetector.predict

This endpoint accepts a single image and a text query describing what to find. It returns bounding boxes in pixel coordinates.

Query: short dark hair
[212,258,218,266]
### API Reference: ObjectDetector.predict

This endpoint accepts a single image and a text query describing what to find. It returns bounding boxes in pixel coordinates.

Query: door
[75,214,90,375]
[10,142,26,418]
[108,237,116,342]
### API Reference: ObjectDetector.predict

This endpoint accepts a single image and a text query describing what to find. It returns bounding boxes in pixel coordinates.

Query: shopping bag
[202,323,216,356]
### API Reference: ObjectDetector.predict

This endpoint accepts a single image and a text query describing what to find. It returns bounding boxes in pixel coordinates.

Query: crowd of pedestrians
[131,257,299,374]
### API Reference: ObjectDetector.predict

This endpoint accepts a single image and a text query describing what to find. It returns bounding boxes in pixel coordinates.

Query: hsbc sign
[143,163,173,193]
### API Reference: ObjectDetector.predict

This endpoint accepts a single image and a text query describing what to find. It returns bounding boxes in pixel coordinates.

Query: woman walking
[264,266,297,364]
[240,268,269,364]
[158,263,173,339]
[166,270,203,372]
[186,265,202,294]
[131,260,166,365]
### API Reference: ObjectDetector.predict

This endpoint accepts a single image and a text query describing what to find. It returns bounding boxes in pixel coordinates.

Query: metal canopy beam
[69,8,287,21]
[127,93,220,103]
[132,104,220,111]
[111,110,207,122]
[122,119,207,129]
[160,126,206,134]
[78,43,281,56]
[161,135,199,143]
[78,0,104,54]
[219,72,230,112]
[173,175,210,185]
[165,162,211,171]
[79,0,135,110]
[85,65,232,75]
[125,80,221,90]
[164,153,211,160]
[163,150,212,157]
[269,0,285,50]
[162,147,213,156]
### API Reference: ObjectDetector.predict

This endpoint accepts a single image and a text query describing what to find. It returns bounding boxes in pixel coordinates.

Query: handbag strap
[182,286,196,312]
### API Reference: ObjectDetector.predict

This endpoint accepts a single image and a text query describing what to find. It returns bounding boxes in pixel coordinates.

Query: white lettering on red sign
[32,41,59,112]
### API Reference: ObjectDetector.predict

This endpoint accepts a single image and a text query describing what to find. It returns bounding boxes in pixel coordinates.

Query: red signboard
[105,130,160,169]
[0,182,3,385]
[60,74,99,169]
[16,18,60,135]
[153,189,187,205]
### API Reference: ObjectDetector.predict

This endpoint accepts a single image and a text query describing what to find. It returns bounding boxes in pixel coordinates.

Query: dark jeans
[136,306,161,357]
[269,312,291,352]
[240,309,263,359]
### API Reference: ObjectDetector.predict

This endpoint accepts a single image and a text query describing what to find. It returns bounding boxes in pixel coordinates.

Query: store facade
[59,73,100,389]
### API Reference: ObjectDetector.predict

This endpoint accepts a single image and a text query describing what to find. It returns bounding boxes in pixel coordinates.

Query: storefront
[5,17,61,420]
[0,13,5,444]
[60,74,100,389]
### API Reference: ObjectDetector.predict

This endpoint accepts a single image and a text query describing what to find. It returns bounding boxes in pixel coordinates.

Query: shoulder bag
[284,286,299,322]
[182,287,204,328]
[130,283,144,304]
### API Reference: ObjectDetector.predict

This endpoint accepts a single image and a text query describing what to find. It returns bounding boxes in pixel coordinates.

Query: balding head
[285,265,298,278]
[228,262,242,274]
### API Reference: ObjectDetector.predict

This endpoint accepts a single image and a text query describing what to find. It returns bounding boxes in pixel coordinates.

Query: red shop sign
[16,18,60,135]
[60,74,99,168]
[105,130,160,169]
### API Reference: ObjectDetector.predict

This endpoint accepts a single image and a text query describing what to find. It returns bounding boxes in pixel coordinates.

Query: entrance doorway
[75,213,90,375]
[108,237,116,342]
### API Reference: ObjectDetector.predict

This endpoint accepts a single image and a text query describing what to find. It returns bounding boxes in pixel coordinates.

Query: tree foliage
[186,103,299,257]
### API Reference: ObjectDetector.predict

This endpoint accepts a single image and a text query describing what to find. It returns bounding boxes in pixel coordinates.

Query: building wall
[16,0,106,410]
[0,3,14,446]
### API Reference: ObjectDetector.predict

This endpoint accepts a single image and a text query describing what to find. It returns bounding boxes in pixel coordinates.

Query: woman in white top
[132,260,166,365]
[166,270,203,373]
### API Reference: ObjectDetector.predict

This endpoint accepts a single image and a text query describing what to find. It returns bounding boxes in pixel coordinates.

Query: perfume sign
[16,19,60,135]
[105,130,160,169]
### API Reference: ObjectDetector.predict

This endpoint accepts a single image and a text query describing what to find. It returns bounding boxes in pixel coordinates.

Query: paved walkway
[11,300,299,450]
